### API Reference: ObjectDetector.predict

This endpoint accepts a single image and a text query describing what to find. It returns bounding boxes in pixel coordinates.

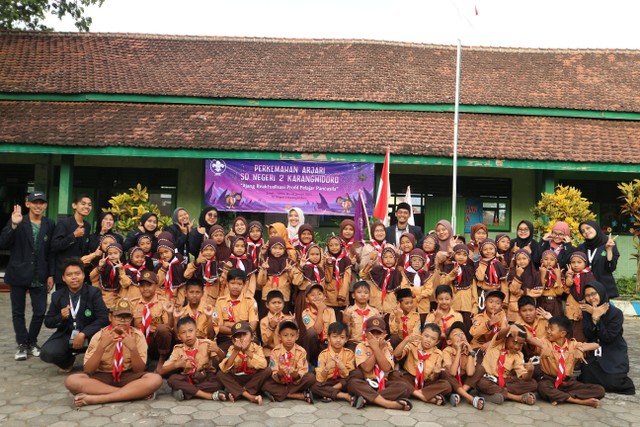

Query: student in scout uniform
[538,250,565,317]
[310,322,355,403]
[347,316,412,411]
[51,194,92,290]
[41,257,109,372]
[64,299,163,407]
[171,280,216,340]
[394,323,453,406]
[324,235,352,318]
[257,236,303,317]
[159,316,228,401]
[0,192,55,360]
[89,242,127,308]
[515,296,549,363]
[360,246,405,313]
[215,269,259,352]
[473,240,506,321]
[262,320,317,403]
[469,290,508,352]
[184,239,222,306]
[564,251,596,343]
[260,290,295,358]
[475,323,537,405]
[441,321,485,410]
[217,321,272,405]
[425,286,463,346]
[129,271,173,370]
[401,248,433,322]
[506,249,538,322]
[156,239,187,306]
[342,281,381,351]
[529,315,605,408]
[300,284,336,364]
[388,288,421,349]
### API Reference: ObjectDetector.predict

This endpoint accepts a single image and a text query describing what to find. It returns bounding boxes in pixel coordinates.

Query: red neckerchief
[164,257,181,297]
[282,351,293,385]
[497,348,507,387]
[456,262,465,285]
[237,352,256,375]
[554,341,568,388]
[105,260,117,290]
[227,299,241,322]
[141,301,154,343]
[403,253,411,270]
[305,261,322,284]
[298,242,313,257]
[229,254,248,271]
[107,325,128,383]
[546,268,557,289]
[247,239,263,265]
[440,314,454,349]
[327,251,346,295]
[573,267,591,294]
[524,323,537,338]
[488,258,500,285]
[185,341,199,384]
[307,305,325,342]
[380,265,395,304]
[355,308,370,342]
[414,351,432,389]
[374,364,386,390]
[401,316,409,338]
[424,253,433,271]
[124,263,144,282]
[371,240,385,263]
[341,238,354,256]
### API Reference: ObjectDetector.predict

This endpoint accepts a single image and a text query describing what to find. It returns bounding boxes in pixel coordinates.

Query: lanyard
[587,249,597,266]
[70,295,81,330]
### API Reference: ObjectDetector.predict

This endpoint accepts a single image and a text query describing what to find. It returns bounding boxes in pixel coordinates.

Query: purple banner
[204,159,375,216]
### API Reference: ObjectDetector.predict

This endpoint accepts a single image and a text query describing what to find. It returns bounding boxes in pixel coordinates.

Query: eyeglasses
[551,232,566,237]
[584,292,599,298]
[517,228,529,232]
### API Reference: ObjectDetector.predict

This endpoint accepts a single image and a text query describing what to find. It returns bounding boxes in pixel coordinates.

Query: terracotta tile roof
[1,32,639,112]
[1,101,637,164]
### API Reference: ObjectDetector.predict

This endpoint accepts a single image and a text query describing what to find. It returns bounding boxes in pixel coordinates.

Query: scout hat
[112,299,133,316]
[231,321,252,337]
[138,271,158,285]
[365,316,386,333]
[305,283,325,295]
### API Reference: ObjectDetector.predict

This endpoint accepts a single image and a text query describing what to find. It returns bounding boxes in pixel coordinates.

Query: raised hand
[73,223,85,238]
[163,301,174,315]
[606,233,618,249]
[10,205,23,227]
[61,304,71,319]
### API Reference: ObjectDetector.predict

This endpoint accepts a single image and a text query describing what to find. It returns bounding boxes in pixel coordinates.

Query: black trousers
[40,336,77,369]
[10,285,47,346]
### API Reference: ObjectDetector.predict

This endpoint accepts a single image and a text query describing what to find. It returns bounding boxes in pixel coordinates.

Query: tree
[532,184,596,245]
[618,179,640,293]
[0,0,105,32]
[102,184,172,234]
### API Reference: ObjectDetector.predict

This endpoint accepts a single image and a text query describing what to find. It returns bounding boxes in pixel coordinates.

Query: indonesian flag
[373,148,391,226]
[404,185,415,226]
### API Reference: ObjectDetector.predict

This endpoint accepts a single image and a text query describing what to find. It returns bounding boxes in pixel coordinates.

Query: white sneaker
[14,345,28,361]
[29,344,41,357]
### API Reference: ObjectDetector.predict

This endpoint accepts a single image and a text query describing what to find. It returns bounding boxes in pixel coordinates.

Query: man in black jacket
[41,257,109,372]
[385,202,424,247]
[0,192,55,361]
[51,194,92,290]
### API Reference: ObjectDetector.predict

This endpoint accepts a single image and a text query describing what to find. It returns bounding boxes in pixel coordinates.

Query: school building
[0,32,639,279]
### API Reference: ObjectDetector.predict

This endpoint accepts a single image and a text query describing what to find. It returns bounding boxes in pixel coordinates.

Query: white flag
[404,185,415,226]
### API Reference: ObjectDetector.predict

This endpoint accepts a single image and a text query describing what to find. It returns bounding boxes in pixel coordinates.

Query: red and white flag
[373,148,391,226]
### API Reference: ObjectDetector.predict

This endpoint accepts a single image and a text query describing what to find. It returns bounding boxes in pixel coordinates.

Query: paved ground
[0,293,639,427]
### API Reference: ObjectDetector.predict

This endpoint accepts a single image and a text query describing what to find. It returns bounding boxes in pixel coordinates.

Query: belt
[545,296,558,300]
[483,374,498,383]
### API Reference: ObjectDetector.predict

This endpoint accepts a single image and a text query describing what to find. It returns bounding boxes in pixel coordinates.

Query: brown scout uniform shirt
[84,327,148,372]
[316,347,355,382]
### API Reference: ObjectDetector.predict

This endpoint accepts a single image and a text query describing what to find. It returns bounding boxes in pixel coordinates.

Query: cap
[138,271,158,284]
[305,283,325,295]
[445,321,470,340]
[396,288,413,301]
[27,191,47,202]
[231,321,252,337]
[365,316,386,333]
[112,299,133,316]
[485,290,506,301]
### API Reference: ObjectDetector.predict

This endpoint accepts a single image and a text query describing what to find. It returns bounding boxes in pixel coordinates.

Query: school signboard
[204,159,375,216]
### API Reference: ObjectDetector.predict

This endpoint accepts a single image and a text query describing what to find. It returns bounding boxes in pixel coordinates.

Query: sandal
[212,390,229,401]
[303,390,315,404]
[520,392,536,405]
[449,393,460,407]
[351,395,365,409]
[472,396,485,410]
[396,398,412,411]
[434,394,445,406]
[320,397,333,403]
[263,391,275,403]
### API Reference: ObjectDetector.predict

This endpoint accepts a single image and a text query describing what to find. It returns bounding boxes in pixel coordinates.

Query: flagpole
[359,189,371,241]
[451,39,462,232]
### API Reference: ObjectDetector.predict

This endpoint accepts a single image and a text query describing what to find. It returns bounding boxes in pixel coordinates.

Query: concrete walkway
[1,293,638,426]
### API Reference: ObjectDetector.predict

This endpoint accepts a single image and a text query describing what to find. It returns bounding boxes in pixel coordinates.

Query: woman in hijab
[580,281,635,395]
[539,221,575,269]
[123,212,159,252]
[87,212,123,254]
[511,220,542,268]
[576,220,620,299]
[286,207,305,247]
[165,207,190,259]
[188,206,219,257]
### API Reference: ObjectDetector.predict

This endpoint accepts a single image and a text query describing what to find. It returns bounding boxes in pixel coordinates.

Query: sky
[43,0,640,49]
